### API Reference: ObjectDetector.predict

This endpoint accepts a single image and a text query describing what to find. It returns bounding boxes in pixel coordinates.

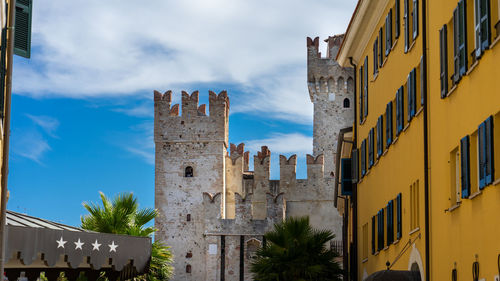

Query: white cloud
[245,132,312,156]
[119,121,155,165]
[26,114,60,137]
[11,129,51,164]
[13,0,355,124]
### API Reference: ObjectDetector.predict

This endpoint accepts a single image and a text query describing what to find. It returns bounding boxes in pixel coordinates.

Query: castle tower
[307,35,355,178]
[154,90,229,280]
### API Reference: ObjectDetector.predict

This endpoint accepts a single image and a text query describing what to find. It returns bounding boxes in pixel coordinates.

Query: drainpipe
[0,0,15,277]
[421,1,430,281]
[349,57,357,281]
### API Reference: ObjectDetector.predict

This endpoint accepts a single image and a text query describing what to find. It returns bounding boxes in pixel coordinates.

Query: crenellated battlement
[153,90,229,145]
[202,191,284,223]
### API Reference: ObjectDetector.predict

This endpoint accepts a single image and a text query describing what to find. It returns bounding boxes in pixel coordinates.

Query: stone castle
[154,35,354,280]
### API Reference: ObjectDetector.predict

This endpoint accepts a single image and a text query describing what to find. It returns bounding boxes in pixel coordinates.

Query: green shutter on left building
[14,0,33,58]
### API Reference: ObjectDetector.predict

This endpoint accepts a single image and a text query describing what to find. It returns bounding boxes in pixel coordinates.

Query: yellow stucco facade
[336,0,500,280]
[428,0,500,280]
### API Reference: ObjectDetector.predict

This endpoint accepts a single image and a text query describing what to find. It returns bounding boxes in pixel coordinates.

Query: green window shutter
[411,68,417,116]
[364,56,368,118]
[461,136,471,197]
[440,25,449,98]
[369,128,374,168]
[479,0,490,51]
[453,6,460,83]
[14,0,32,58]
[475,0,491,57]
[373,38,379,75]
[407,72,412,122]
[479,122,486,189]
[387,200,394,245]
[420,56,425,106]
[371,216,376,254]
[386,102,393,147]
[379,28,384,67]
[359,66,364,123]
[396,193,402,239]
[386,10,393,56]
[412,0,419,40]
[377,115,383,157]
[341,158,353,195]
[395,0,401,38]
[404,0,410,52]
[485,116,494,185]
[361,139,366,177]
[352,149,359,183]
[458,0,468,76]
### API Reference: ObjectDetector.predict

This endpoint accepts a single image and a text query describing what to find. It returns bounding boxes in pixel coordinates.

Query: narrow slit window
[185,166,194,177]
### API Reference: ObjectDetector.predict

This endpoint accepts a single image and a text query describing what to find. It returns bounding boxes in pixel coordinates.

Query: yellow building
[335,0,500,280]
[428,0,500,280]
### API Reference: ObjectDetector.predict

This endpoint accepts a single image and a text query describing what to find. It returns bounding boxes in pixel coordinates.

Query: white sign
[208,244,217,255]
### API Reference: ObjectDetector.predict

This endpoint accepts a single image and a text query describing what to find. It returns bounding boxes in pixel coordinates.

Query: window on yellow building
[396,193,402,239]
[469,130,480,194]
[387,200,394,245]
[404,0,419,52]
[369,128,375,168]
[362,223,368,260]
[410,180,420,231]
[396,0,401,38]
[450,146,462,205]
[478,116,494,189]
[396,86,405,134]
[404,0,411,51]
[371,215,376,254]
[386,102,394,148]
[364,56,369,118]
[386,9,393,56]
[361,139,367,177]
[359,66,364,123]
[373,38,379,75]
[377,209,385,251]
[440,24,449,97]
[474,0,491,58]
[379,28,384,67]
[412,0,419,39]
[407,68,417,122]
[453,0,468,82]
[460,136,470,198]
[377,115,384,158]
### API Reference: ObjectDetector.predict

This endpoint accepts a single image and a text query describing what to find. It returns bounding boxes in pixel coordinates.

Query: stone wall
[307,36,355,179]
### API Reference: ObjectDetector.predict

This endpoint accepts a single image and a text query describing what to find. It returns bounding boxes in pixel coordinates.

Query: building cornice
[337,0,390,67]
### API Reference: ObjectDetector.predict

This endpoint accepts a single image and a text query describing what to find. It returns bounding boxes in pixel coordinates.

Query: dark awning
[365,270,421,281]
[4,211,151,273]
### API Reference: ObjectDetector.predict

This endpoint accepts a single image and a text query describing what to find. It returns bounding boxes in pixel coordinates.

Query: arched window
[343,98,350,108]
[186,264,192,273]
[185,166,193,177]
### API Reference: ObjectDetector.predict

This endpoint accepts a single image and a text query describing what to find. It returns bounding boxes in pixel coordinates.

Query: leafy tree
[250,216,342,281]
[81,192,173,281]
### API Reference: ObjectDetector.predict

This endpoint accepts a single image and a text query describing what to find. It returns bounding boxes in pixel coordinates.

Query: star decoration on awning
[108,241,118,252]
[74,238,84,250]
[56,237,67,249]
[92,239,101,251]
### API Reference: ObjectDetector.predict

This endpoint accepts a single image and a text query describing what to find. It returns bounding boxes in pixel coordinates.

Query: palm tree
[81,192,173,281]
[250,216,342,281]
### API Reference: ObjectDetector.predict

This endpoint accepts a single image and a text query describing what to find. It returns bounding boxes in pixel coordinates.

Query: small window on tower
[185,166,194,177]
[343,98,350,108]
[186,264,191,273]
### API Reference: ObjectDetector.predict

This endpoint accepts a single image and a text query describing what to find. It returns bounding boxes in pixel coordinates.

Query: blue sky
[8,0,356,226]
